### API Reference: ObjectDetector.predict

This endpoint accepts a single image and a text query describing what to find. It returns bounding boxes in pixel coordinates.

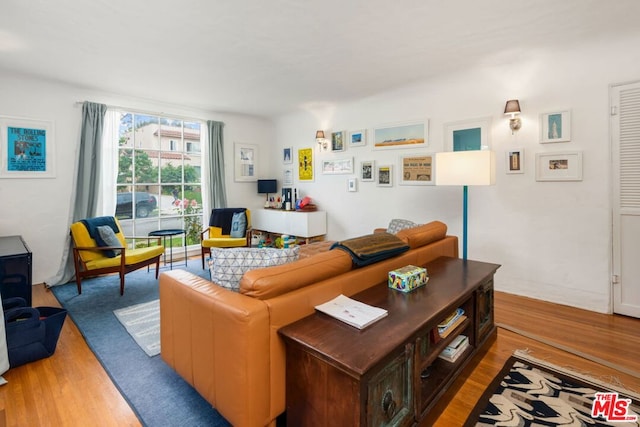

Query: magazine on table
[315,294,388,329]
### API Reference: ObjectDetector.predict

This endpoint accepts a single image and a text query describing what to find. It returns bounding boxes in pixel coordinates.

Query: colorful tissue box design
[388,265,428,292]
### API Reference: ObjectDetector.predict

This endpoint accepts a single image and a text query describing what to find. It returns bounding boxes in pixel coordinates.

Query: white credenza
[252,209,327,242]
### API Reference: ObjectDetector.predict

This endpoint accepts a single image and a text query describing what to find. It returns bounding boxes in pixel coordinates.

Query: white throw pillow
[209,246,300,292]
[387,219,419,234]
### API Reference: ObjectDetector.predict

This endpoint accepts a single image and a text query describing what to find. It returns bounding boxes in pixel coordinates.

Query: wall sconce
[504,99,522,134]
[316,130,328,150]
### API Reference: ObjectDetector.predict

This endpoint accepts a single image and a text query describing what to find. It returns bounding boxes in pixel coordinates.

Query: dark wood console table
[279,256,500,426]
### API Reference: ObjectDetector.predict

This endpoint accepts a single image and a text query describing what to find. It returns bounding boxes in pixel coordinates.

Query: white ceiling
[2,0,639,118]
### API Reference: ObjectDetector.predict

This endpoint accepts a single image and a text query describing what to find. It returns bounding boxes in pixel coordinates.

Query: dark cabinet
[0,235,32,306]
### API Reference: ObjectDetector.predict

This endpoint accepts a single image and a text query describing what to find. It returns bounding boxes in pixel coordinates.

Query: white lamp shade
[435,150,496,186]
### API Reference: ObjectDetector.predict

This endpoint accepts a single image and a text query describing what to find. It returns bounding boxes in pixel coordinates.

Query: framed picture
[321,157,354,174]
[535,151,583,181]
[0,116,55,178]
[298,147,314,181]
[347,177,357,192]
[283,147,293,164]
[444,117,491,152]
[360,160,375,182]
[349,129,366,147]
[373,121,427,150]
[283,167,294,186]
[506,148,525,174]
[540,110,571,143]
[234,143,258,182]
[399,154,435,185]
[377,165,393,187]
[331,131,346,152]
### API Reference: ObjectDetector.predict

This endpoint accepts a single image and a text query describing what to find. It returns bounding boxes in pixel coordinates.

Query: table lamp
[435,150,495,260]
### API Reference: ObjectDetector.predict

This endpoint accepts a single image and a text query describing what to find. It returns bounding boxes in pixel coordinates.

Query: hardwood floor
[1,284,140,427]
[1,286,639,427]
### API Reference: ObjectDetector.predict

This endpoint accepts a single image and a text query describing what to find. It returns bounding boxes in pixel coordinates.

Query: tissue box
[388,265,428,292]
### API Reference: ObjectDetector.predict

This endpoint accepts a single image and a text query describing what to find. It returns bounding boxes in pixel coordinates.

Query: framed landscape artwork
[373,121,427,150]
[349,129,366,147]
[535,151,582,181]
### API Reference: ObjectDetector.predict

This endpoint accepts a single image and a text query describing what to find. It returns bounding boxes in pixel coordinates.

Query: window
[115,113,203,249]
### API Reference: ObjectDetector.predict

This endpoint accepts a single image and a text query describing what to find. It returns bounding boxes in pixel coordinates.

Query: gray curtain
[47,102,107,286]
[207,120,227,208]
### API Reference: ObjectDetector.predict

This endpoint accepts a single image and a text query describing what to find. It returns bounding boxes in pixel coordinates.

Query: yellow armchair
[70,216,165,295]
[200,208,251,268]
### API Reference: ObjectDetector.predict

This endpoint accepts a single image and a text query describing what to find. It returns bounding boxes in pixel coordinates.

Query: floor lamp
[435,151,495,260]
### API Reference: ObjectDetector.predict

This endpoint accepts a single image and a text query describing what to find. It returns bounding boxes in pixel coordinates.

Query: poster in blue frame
[0,116,55,178]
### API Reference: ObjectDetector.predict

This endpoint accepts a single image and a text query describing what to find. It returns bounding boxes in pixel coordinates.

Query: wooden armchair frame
[71,231,163,295]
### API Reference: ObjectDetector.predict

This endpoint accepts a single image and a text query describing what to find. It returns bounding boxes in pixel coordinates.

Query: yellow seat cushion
[84,245,165,270]
[70,220,127,263]
[202,237,248,248]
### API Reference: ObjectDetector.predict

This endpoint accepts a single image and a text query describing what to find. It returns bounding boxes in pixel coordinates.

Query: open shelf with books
[416,297,477,414]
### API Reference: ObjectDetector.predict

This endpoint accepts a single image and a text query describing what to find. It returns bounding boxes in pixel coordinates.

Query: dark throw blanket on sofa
[331,232,410,267]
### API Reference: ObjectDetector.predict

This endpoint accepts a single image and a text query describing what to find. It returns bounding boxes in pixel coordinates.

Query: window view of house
[115,112,203,247]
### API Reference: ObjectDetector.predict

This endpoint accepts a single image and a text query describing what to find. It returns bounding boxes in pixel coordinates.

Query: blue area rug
[51,263,231,427]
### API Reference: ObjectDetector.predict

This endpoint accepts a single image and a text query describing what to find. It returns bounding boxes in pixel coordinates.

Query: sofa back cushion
[210,246,300,292]
[240,249,353,299]
[395,220,448,249]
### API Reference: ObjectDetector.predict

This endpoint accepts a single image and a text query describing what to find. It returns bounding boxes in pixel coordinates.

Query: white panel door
[612,81,640,317]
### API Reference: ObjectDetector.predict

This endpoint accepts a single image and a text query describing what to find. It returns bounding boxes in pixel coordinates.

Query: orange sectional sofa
[159,221,458,427]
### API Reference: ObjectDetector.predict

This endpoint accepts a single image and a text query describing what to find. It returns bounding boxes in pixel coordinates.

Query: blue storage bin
[4,304,67,368]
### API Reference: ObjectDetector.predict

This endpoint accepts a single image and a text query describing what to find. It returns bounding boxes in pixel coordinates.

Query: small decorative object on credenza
[296,195,317,211]
[388,265,428,292]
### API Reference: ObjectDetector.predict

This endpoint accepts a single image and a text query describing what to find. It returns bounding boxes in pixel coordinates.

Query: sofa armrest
[159,270,271,427]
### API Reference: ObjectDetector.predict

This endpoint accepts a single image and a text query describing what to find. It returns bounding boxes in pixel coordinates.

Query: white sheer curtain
[98,110,119,216]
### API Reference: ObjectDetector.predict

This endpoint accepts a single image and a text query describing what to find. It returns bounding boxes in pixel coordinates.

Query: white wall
[0,71,275,285]
[275,34,640,313]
